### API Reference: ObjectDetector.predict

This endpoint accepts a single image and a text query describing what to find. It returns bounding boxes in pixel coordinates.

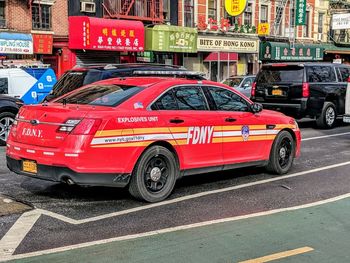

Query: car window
[0,78,8,94]
[306,66,336,83]
[50,71,87,99]
[224,78,242,87]
[242,78,253,86]
[208,86,250,112]
[152,90,178,110]
[55,84,142,107]
[257,66,304,83]
[172,86,209,110]
[338,67,350,82]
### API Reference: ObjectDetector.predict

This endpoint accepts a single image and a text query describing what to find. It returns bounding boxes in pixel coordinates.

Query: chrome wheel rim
[0,117,14,143]
[325,107,335,126]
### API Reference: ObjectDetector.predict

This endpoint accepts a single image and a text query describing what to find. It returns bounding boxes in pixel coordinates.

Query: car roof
[72,63,185,71]
[263,62,350,67]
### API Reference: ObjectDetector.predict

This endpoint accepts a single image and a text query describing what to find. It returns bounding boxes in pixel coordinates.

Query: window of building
[243,3,253,26]
[184,0,194,27]
[318,13,324,34]
[0,0,5,28]
[208,0,217,20]
[32,4,52,30]
[290,8,295,26]
[260,5,268,23]
[303,11,310,37]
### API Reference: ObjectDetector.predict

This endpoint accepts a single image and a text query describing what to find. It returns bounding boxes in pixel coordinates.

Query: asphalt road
[1,119,350,262]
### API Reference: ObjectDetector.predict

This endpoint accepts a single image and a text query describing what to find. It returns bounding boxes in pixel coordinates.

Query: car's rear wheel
[128,145,178,202]
[0,112,15,146]
[316,102,337,129]
[266,131,295,175]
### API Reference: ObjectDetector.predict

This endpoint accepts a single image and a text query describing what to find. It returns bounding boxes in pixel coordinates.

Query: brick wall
[52,0,68,37]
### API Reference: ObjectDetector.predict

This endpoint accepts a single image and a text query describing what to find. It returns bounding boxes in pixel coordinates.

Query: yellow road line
[238,246,314,263]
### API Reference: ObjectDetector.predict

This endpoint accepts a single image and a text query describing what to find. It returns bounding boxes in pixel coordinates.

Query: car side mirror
[251,103,263,113]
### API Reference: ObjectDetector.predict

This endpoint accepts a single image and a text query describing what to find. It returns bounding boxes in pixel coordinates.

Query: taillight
[302,82,310,98]
[57,119,81,133]
[71,118,102,135]
[347,76,350,83]
[251,82,257,97]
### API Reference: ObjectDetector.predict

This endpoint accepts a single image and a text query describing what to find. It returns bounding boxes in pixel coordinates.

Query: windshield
[223,78,243,87]
[50,71,87,99]
[56,84,142,107]
[257,66,304,83]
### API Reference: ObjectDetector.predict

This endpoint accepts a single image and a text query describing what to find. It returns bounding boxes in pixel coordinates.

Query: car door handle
[169,118,184,124]
[225,117,237,122]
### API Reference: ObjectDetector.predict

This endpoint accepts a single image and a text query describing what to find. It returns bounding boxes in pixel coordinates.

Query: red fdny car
[6,75,301,202]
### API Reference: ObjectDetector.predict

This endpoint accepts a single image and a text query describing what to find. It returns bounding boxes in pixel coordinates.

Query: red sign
[69,16,144,52]
[197,16,231,32]
[33,34,53,54]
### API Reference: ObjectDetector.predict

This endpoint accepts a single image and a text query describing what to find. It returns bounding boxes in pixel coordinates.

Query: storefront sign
[0,33,33,54]
[258,23,270,35]
[332,13,350,30]
[33,34,53,54]
[295,0,306,25]
[197,36,258,53]
[137,51,153,62]
[146,25,197,53]
[260,42,324,61]
[68,16,144,52]
[225,0,247,16]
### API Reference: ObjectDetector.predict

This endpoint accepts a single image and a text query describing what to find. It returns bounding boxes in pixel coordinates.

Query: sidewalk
[10,196,350,263]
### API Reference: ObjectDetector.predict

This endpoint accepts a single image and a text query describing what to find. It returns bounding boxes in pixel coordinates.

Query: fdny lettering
[22,128,43,138]
[187,126,214,144]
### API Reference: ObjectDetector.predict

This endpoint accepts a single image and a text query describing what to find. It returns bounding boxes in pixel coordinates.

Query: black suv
[251,62,350,128]
[44,63,204,102]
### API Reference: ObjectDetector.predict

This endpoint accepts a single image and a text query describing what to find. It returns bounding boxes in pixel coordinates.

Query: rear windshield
[223,78,243,87]
[257,66,304,83]
[56,84,142,107]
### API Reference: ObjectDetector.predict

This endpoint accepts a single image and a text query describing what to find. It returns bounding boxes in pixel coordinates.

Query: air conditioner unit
[317,33,322,41]
[81,1,96,13]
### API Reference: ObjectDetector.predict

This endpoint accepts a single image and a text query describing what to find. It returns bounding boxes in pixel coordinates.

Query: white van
[0,66,57,104]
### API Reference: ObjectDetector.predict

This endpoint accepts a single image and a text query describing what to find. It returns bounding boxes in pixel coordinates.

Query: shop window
[0,0,5,28]
[260,5,268,23]
[303,11,310,37]
[32,4,52,31]
[243,3,253,26]
[184,0,194,27]
[208,0,217,20]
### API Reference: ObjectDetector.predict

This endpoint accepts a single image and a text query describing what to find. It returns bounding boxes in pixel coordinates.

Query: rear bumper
[259,100,308,118]
[7,156,131,187]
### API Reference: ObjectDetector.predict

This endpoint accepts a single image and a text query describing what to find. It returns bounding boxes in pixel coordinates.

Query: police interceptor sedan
[7,74,301,202]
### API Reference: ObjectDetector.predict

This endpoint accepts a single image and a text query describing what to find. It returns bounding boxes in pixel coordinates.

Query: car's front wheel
[266,131,295,175]
[129,145,178,202]
[0,112,15,146]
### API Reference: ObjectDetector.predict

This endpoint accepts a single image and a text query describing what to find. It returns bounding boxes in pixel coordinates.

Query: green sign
[146,25,197,53]
[260,42,324,61]
[295,0,306,25]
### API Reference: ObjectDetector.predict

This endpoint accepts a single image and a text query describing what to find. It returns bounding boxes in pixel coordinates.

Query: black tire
[128,145,178,202]
[0,112,15,146]
[266,131,295,175]
[316,102,337,129]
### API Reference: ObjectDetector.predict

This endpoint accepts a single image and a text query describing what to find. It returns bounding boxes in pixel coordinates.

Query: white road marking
[3,199,12,203]
[2,192,350,262]
[302,131,350,141]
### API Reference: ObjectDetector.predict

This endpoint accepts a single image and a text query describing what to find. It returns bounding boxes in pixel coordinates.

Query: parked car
[7,73,301,202]
[0,67,56,104]
[343,76,350,123]
[43,63,205,102]
[251,62,350,128]
[0,95,23,145]
[222,75,255,98]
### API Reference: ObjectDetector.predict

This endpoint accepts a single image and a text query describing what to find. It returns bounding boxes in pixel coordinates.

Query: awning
[323,44,350,55]
[0,32,33,55]
[260,41,324,61]
[204,52,238,62]
[145,25,197,53]
[68,16,145,52]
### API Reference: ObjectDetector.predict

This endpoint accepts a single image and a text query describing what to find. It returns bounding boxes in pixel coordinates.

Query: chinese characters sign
[295,0,306,25]
[68,16,144,52]
[0,33,33,55]
[146,25,197,53]
[260,42,323,61]
[258,23,270,35]
[33,34,53,54]
[225,0,247,16]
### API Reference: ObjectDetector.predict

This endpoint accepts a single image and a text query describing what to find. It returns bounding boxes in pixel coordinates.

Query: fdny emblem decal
[241,125,250,141]
[22,128,43,138]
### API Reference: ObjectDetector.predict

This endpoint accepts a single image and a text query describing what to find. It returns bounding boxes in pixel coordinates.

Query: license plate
[272,89,283,96]
[343,116,350,123]
[22,160,37,174]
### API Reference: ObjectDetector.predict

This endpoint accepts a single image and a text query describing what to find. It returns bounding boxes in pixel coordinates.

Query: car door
[239,77,254,97]
[205,85,268,164]
[151,85,223,170]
